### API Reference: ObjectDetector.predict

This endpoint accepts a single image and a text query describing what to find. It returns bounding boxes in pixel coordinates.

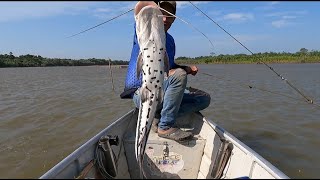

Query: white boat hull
[39,109,289,179]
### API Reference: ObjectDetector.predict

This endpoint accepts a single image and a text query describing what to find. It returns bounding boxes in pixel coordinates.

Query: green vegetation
[1,48,319,68]
[0,52,127,68]
[176,48,320,64]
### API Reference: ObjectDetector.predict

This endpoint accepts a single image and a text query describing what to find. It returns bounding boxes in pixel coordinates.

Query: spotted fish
[134,4,169,174]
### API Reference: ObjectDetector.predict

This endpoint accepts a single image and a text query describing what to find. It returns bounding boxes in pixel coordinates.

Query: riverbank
[1,50,320,67]
[176,60,320,65]
[175,54,320,65]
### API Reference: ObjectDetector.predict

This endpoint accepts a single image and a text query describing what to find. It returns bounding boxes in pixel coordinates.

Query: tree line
[1,48,319,68]
[176,48,320,64]
[0,52,128,68]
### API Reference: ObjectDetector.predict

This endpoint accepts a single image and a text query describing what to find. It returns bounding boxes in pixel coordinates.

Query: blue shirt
[122,23,176,98]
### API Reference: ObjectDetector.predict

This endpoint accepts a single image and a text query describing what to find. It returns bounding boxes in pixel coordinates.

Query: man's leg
[157,69,205,140]
[177,87,211,118]
[134,68,200,141]
[157,68,187,130]
[156,68,194,142]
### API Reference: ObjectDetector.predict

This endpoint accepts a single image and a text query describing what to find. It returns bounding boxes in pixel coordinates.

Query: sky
[0,1,319,61]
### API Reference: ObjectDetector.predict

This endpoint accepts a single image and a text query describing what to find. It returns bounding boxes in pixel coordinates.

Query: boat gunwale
[39,109,136,179]
[199,113,289,179]
[39,109,289,179]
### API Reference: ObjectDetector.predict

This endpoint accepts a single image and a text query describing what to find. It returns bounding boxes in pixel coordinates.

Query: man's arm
[172,63,198,76]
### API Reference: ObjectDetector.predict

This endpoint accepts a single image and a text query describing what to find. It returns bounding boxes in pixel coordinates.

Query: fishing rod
[64,2,316,106]
[65,4,215,52]
[188,1,315,106]
[66,8,134,38]
[158,7,215,52]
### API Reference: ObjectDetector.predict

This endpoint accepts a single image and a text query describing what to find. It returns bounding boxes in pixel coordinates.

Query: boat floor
[123,114,207,179]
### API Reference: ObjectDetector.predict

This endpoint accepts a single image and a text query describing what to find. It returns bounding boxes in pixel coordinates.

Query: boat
[39,108,289,179]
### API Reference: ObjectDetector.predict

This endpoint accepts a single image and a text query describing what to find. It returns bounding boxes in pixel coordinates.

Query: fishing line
[200,72,320,108]
[66,8,134,39]
[108,58,115,92]
[188,1,315,105]
[158,7,215,52]
[201,72,299,100]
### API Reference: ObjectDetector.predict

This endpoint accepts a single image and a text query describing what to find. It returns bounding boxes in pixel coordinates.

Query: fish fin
[164,51,170,75]
[136,52,143,79]
[156,88,163,104]
[140,86,149,103]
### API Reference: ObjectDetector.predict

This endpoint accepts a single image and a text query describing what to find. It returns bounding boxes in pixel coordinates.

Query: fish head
[134,5,169,80]
[134,5,166,49]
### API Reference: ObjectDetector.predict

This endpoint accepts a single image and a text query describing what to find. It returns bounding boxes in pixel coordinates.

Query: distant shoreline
[176,61,320,65]
[2,61,320,68]
[1,49,320,67]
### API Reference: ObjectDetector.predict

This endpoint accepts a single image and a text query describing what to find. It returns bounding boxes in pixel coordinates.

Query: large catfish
[134,4,169,175]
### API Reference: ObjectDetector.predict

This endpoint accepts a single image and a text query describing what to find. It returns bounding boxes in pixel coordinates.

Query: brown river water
[0,63,319,178]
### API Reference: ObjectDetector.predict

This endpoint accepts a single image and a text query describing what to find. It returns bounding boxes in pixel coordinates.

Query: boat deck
[39,109,289,179]
[123,121,207,179]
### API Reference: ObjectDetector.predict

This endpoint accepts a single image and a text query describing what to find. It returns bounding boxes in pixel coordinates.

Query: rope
[188,1,316,106]
[94,143,116,179]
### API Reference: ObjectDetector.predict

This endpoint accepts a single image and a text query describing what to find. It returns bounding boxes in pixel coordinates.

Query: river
[0,63,319,178]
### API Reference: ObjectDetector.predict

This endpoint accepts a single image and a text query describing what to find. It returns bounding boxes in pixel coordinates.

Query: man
[121,1,211,142]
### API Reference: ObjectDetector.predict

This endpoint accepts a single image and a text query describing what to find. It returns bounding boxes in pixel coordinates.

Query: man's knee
[168,68,187,88]
[191,88,211,110]
[169,68,187,80]
[201,93,211,109]
[169,68,186,76]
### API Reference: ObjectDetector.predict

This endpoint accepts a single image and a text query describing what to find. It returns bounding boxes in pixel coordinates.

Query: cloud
[266,11,306,28]
[208,10,223,17]
[94,8,112,13]
[176,2,190,9]
[265,10,307,17]
[80,2,135,21]
[0,2,136,23]
[271,19,292,28]
[175,33,272,56]
[282,15,297,19]
[0,2,94,23]
[176,1,210,9]
[255,1,280,11]
[270,1,280,5]
[222,13,254,23]
[233,34,270,42]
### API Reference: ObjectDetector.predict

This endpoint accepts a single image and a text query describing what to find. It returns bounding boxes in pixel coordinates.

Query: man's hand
[168,65,198,76]
[135,1,158,16]
[185,65,198,76]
